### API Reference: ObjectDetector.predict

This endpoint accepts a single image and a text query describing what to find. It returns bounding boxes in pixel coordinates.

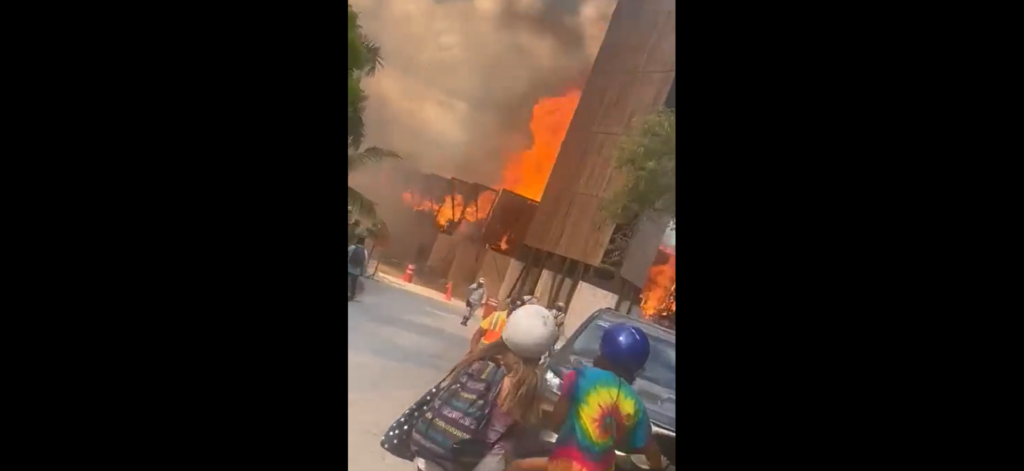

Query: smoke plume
[349,0,617,187]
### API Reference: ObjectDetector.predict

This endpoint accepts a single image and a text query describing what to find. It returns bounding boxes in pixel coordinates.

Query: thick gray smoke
[350,0,617,187]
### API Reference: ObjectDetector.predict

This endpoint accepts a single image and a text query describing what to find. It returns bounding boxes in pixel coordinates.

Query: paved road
[348,277,476,470]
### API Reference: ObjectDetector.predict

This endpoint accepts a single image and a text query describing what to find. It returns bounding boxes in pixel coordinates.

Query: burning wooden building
[491,0,677,333]
[350,0,676,327]
[385,173,533,300]
[421,178,498,286]
[373,171,452,268]
[476,189,539,304]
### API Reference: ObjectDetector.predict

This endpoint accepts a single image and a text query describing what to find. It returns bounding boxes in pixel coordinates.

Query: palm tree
[348,146,401,221]
[348,4,400,224]
[348,34,385,151]
[359,35,384,78]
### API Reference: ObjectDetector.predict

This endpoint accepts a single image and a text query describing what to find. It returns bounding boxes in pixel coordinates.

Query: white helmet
[502,304,559,359]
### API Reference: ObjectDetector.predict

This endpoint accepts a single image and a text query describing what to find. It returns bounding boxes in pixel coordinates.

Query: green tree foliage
[348,5,367,151]
[347,4,385,152]
[347,4,400,225]
[604,107,676,226]
[348,5,366,133]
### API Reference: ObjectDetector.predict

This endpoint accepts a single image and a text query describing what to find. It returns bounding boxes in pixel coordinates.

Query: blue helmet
[599,323,651,374]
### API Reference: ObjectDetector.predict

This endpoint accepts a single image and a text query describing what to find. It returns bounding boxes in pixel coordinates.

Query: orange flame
[500,89,581,201]
[639,245,676,318]
[476,191,497,220]
[498,233,510,251]
[404,189,499,232]
[401,191,435,212]
[437,194,469,229]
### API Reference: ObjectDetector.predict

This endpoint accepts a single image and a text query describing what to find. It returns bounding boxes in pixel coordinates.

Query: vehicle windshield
[568,318,675,389]
[564,315,676,429]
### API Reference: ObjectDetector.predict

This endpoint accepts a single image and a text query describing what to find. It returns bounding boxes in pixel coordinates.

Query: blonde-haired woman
[413,305,558,471]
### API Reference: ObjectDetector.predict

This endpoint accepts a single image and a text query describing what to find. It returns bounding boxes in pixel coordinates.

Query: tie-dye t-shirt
[548,366,651,471]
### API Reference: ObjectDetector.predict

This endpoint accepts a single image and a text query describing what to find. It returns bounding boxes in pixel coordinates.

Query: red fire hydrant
[402,264,416,283]
[444,282,453,301]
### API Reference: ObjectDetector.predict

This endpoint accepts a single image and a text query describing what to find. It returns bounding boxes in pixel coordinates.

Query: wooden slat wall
[524,0,676,266]
[380,211,437,265]
[448,241,487,299]
[427,234,459,275]
[477,251,512,302]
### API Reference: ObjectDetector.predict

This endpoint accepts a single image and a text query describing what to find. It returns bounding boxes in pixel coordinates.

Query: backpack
[348,245,366,267]
[410,360,506,467]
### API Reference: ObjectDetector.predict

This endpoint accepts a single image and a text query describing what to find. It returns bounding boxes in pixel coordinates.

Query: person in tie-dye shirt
[507,323,665,471]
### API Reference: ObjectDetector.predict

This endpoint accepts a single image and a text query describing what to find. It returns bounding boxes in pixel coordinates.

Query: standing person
[461,278,487,326]
[549,302,567,335]
[506,323,667,471]
[347,237,369,301]
[469,295,539,355]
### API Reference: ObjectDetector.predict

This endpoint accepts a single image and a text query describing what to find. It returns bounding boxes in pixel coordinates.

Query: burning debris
[640,244,676,321]
[496,233,511,252]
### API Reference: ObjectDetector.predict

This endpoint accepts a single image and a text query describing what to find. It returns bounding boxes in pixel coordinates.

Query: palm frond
[348,186,378,220]
[359,34,384,77]
[348,6,366,73]
[348,83,367,151]
[349,146,402,174]
[359,146,402,161]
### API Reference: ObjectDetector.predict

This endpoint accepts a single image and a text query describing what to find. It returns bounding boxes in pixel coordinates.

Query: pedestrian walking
[348,237,369,301]
[461,278,487,326]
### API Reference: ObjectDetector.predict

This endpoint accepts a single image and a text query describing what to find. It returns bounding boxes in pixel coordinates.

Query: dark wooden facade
[480,189,539,258]
[523,0,676,267]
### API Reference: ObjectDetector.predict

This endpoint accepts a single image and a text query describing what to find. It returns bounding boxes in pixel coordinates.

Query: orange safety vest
[479,310,508,346]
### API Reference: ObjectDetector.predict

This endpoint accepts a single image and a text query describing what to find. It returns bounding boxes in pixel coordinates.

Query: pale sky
[662,226,676,247]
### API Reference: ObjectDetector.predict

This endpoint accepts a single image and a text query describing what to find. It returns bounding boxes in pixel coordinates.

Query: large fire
[403,189,498,231]
[475,190,497,220]
[499,89,582,201]
[640,245,676,318]
[397,89,579,235]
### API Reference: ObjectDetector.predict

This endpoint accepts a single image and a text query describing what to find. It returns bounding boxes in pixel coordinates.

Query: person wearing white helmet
[469,294,541,355]
[499,304,560,359]
[413,305,559,471]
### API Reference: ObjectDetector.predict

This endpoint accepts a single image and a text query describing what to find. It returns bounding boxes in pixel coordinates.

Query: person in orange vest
[468,295,538,355]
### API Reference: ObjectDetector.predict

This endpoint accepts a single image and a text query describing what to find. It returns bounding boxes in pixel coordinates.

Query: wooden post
[552,258,574,306]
